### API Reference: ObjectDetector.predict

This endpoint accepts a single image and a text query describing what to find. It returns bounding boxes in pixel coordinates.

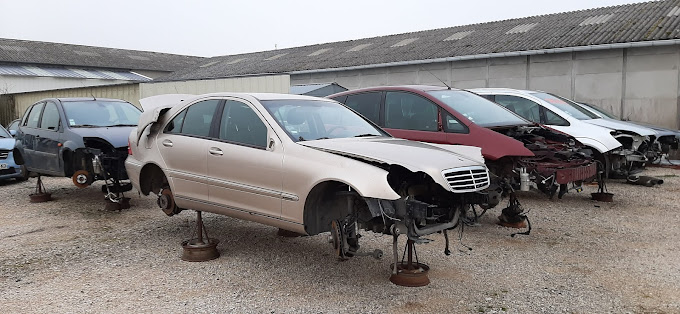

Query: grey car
[15,97,141,189]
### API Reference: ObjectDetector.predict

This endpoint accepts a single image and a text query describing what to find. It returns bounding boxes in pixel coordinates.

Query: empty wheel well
[588,147,610,179]
[139,163,168,196]
[63,149,74,177]
[303,181,364,236]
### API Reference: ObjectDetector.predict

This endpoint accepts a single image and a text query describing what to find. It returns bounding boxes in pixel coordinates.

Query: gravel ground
[1,167,679,313]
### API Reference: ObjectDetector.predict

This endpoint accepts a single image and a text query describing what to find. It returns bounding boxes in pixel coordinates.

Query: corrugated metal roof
[0,64,151,81]
[158,0,680,82]
[444,31,474,41]
[391,38,419,47]
[0,38,204,72]
[347,43,373,52]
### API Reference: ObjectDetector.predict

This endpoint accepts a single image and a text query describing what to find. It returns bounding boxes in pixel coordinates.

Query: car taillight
[128,139,132,156]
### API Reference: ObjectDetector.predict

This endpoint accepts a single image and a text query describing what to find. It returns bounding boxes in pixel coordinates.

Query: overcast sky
[0,0,645,58]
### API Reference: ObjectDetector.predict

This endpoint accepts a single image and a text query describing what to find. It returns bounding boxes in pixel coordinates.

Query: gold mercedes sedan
[125,93,491,260]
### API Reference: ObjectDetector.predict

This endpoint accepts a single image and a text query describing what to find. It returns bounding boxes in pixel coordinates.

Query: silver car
[125,93,491,260]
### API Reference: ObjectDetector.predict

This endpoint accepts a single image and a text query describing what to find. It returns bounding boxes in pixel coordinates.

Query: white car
[575,101,679,162]
[470,88,649,178]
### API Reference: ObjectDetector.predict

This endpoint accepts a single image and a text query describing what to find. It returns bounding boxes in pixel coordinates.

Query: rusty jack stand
[29,175,52,203]
[389,235,430,287]
[181,211,220,262]
[498,193,527,229]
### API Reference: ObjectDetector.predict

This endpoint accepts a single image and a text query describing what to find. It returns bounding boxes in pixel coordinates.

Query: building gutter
[290,39,680,75]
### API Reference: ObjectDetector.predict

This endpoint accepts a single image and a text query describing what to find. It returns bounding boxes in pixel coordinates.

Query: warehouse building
[160,0,680,129]
[0,39,294,126]
[0,39,205,125]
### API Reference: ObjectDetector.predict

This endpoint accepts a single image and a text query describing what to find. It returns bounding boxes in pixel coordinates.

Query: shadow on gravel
[147,213,393,287]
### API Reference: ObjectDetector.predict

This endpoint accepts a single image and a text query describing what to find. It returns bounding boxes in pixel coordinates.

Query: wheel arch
[303,180,365,236]
[139,162,168,195]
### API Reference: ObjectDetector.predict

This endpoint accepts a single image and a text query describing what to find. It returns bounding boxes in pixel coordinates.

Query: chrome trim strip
[167,169,299,201]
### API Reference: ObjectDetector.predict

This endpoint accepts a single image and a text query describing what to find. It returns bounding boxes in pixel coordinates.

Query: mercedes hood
[300,137,486,190]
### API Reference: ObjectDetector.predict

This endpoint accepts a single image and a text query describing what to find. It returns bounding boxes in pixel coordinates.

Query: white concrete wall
[139,75,290,98]
[292,46,680,129]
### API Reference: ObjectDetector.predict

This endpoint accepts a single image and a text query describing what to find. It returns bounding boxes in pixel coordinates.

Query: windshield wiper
[354,133,380,138]
[104,124,138,127]
[298,136,306,142]
[71,124,100,128]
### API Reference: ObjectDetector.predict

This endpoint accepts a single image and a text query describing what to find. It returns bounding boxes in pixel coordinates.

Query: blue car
[0,124,28,181]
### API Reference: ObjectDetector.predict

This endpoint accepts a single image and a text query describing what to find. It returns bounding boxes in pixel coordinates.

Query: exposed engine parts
[489,126,597,200]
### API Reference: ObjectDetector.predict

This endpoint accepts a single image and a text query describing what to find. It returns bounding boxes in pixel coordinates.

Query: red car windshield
[427,90,529,127]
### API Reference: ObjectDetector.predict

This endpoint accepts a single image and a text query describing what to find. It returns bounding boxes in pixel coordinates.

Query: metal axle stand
[498,193,527,229]
[29,175,52,203]
[389,236,430,287]
[181,211,220,262]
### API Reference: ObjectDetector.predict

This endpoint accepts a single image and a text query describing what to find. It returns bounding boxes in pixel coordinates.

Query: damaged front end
[608,130,650,178]
[70,137,129,185]
[68,137,132,207]
[489,125,597,198]
[324,162,491,264]
[321,161,490,286]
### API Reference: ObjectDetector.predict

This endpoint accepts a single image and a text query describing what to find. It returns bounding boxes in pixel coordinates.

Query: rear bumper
[553,162,597,184]
[124,158,143,193]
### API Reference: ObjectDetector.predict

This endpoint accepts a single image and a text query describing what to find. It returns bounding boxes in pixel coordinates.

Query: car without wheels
[575,102,679,163]
[15,98,141,192]
[471,88,652,178]
[126,93,492,271]
[328,86,598,227]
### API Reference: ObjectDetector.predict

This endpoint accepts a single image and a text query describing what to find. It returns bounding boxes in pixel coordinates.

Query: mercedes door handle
[162,139,173,147]
[209,147,223,156]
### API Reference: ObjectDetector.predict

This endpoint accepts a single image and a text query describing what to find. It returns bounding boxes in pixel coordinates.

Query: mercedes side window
[544,109,570,126]
[384,92,438,131]
[218,100,267,148]
[167,99,220,137]
[40,102,60,130]
[343,92,381,123]
[165,110,187,133]
[25,103,45,128]
[494,95,541,123]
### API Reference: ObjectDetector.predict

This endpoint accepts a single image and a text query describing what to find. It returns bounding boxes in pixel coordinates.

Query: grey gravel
[1,167,679,313]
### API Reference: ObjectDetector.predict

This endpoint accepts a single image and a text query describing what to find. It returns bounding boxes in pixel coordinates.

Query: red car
[329,86,597,227]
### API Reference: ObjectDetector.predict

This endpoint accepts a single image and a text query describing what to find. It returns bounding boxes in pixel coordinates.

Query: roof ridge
[205,0,658,59]
[0,37,204,58]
